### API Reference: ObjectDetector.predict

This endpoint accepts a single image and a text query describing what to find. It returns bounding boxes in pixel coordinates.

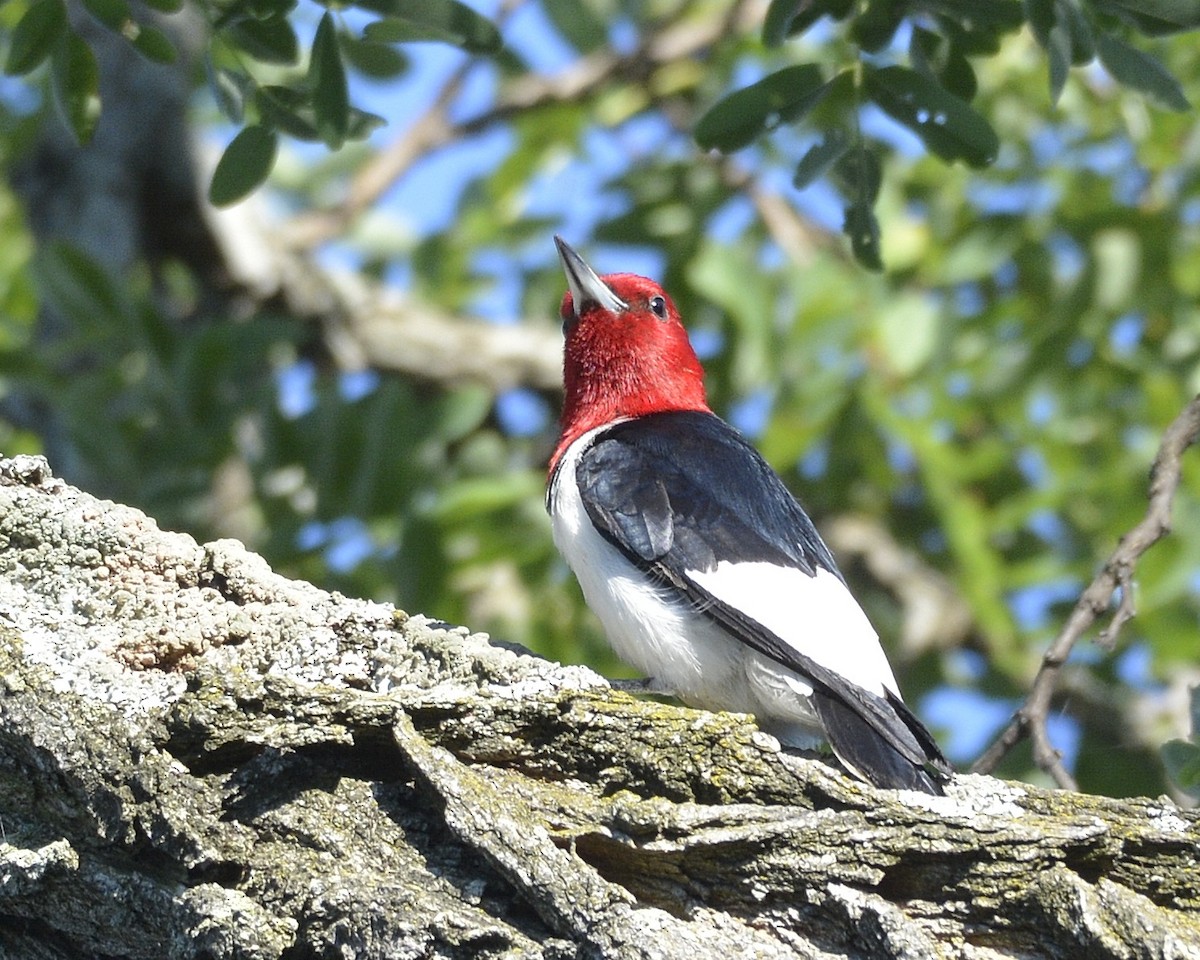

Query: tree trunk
[1,454,1198,959]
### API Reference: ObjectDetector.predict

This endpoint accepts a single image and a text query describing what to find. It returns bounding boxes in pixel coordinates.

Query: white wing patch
[687,561,901,699]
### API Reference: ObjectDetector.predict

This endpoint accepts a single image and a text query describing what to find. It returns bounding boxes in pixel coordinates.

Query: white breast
[550,429,740,697]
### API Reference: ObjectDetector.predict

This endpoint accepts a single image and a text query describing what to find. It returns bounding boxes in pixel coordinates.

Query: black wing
[574,410,952,793]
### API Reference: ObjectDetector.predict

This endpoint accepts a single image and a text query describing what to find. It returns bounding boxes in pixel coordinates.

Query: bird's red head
[551,237,709,471]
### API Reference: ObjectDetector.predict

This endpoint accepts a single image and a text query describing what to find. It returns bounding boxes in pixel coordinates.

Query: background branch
[972,394,1200,787]
[282,0,758,253]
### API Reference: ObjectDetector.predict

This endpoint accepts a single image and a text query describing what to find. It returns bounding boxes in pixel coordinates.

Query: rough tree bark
[1,453,1198,960]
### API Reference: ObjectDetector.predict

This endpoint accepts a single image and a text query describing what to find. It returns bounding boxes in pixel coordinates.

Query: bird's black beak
[554,235,628,320]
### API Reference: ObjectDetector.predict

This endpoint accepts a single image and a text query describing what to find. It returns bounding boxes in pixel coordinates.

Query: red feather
[552,273,709,473]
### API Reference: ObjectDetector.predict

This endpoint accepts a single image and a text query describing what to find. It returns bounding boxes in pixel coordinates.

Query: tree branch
[207,0,843,398]
[3,452,1200,958]
[972,393,1200,787]
[281,0,757,252]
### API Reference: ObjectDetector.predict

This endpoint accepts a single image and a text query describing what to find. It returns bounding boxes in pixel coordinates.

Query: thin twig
[280,51,470,251]
[972,394,1200,788]
[281,0,756,252]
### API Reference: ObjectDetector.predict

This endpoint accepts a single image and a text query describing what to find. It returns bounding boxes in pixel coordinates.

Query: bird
[545,235,952,794]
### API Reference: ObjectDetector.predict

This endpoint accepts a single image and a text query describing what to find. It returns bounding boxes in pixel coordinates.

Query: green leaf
[80,0,131,31]
[258,86,383,145]
[1093,0,1200,34]
[1025,0,1092,101]
[130,24,177,63]
[235,0,299,22]
[763,0,803,47]
[309,13,350,149]
[206,58,252,123]
[910,25,946,74]
[1162,739,1200,795]
[931,3,1024,56]
[5,0,68,76]
[1025,0,1068,102]
[1095,32,1190,111]
[763,0,851,47]
[792,129,850,189]
[211,0,251,27]
[865,65,998,167]
[931,0,1025,31]
[354,0,503,53]
[339,34,409,78]
[141,0,183,12]
[852,0,906,52]
[910,25,977,101]
[256,85,320,141]
[843,200,883,271]
[50,33,101,145]
[226,16,299,65]
[831,142,881,203]
[541,0,606,53]
[360,19,408,43]
[695,64,829,153]
[942,52,978,101]
[1063,1,1094,64]
[208,124,278,206]
[833,144,883,269]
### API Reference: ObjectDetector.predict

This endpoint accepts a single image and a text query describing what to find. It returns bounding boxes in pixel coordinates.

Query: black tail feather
[810,689,951,795]
[885,690,953,775]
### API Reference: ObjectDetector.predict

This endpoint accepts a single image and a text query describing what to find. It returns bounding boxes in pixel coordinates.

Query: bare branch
[281,0,758,252]
[972,393,1200,787]
[203,182,566,393]
[329,270,563,390]
[280,68,466,251]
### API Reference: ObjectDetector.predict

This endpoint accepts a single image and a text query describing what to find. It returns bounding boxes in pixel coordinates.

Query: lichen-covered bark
[1,454,1198,959]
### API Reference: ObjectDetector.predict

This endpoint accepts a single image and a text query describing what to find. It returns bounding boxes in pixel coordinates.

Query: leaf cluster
[205,0,502,204]
[695,0,1194,268]
[2,0,502,199]
[3,0,180,143]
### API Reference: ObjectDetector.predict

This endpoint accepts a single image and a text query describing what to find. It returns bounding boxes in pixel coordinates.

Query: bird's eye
[649,296,668,320]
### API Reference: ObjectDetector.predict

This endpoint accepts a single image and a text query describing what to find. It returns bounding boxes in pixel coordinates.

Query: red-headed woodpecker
[547,236,952,794]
